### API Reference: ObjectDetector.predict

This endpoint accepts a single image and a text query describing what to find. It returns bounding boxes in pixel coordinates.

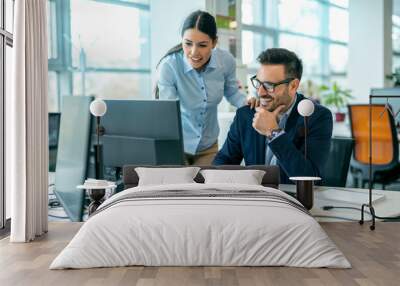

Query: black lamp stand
[304,116,308,161]
[359,91,400,230]
[359,98,376,230]
[88,116,105,216]
[94,116,104,179]
[293,116,319,210]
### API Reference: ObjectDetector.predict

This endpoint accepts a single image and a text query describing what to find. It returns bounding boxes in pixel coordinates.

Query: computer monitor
[48,112,61,172]
[56,98,184,221]
[49,112,61,148]
[94,99,185,172]
[54,96,93,222]
[370,88,400,125]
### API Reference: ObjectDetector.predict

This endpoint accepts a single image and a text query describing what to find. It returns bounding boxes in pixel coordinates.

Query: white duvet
[50,183,351,269]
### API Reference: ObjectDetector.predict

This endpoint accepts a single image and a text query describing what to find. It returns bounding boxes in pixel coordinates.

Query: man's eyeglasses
[250,76,294,93]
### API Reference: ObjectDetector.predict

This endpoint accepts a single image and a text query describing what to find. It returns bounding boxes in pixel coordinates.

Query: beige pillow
[135,167,200,186]
[200,169,266,185]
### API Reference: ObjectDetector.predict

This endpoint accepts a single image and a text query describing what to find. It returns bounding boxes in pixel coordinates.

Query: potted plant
[320,82,353,122]
[301,79,322,103]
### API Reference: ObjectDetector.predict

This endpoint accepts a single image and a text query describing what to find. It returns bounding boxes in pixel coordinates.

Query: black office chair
[348,104,400,189]
[322,137,354,187]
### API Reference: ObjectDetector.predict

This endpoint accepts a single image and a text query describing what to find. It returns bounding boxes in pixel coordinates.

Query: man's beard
[262,90,291,112]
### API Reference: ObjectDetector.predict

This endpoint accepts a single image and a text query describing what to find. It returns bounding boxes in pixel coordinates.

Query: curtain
[7,0,48,242]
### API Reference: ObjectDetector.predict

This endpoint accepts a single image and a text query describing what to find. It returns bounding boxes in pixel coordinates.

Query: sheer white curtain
[7,0,48,242]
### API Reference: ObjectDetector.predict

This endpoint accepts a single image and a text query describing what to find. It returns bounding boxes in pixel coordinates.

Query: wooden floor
[0,222,399,286]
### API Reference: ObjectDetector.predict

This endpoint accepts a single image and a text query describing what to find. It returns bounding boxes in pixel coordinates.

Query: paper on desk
[318,188,385,205]
[84,179,115,188]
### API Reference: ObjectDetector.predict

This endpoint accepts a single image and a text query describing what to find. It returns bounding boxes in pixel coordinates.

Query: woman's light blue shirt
[157,48,246,155]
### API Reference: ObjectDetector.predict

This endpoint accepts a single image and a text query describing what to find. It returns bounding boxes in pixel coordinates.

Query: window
[47,0,58,59]
[279,34,322,75]
[277,0,323,37]
[242,30,274,66]
[392,14,400,72]
[1,0,14,230]
[48,0,151,112]
[5,0,13,32]
[241,0,349,88]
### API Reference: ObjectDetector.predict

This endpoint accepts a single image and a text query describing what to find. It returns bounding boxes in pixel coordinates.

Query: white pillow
[200,169,266,185]
[135,167,200,186]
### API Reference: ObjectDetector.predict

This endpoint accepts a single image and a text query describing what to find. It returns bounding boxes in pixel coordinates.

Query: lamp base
[289,177,321,210]
[94,144,104,179]
[360,203,376,231]
[87,189,105,216]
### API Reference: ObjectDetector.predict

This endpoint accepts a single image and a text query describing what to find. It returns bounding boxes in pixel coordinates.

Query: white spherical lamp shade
[297,99,315,117]
[90,99,107,117]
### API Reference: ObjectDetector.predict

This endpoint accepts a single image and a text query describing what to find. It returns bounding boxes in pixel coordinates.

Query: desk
[332,121,351,137]
[279,184,400,222]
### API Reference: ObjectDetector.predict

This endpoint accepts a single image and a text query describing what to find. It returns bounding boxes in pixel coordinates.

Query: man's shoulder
[308,101,333,131]
[296,94,331,118]
[313,102,333,119]
[229,106,255,131]
[236,105,255,119]
[296,94,330,114]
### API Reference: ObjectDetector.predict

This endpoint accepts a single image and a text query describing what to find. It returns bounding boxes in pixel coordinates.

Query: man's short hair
[257,48,303,80]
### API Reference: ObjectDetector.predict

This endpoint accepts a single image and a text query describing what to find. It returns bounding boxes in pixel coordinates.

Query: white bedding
[50,183,351,269]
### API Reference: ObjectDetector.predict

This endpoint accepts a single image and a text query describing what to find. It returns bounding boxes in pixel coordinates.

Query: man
[213,48,333,184]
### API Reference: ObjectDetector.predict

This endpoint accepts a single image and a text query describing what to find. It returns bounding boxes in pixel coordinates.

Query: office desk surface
[280,184,400,222]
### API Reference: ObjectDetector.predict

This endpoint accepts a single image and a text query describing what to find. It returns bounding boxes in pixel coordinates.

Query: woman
[157,10,256,165]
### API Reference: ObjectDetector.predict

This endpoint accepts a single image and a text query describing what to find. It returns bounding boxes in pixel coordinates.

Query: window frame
[1,0,14,231]
[392,14,400,72]
[48,0,151,111]
[241,0,348,81]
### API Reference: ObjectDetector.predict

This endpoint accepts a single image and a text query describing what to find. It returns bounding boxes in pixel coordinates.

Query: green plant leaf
[319,81,353,108]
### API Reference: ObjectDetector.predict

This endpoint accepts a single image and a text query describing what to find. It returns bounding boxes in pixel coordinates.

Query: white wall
[348,0,393,103]
[150,0,206,91]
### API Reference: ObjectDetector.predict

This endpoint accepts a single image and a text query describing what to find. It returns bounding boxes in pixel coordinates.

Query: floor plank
[0,222,399,286]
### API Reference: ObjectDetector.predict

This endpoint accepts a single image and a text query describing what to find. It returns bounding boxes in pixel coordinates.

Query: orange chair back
[349,105,394,165]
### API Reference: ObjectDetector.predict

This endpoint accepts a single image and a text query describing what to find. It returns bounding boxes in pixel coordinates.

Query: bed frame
[122,165,280,189]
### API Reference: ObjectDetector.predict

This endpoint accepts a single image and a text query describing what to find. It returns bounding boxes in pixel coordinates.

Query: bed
[50,165,351,269]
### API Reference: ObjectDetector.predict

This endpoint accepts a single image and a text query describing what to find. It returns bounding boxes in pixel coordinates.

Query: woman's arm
[223,53,247,108]
[157,61,178,99]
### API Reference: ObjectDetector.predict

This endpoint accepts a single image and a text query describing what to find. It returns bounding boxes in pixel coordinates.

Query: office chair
[322,137,354,187]
[348,104,400,189]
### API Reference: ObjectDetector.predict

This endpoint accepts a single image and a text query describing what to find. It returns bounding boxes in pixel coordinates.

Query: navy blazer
[213,94,333,184]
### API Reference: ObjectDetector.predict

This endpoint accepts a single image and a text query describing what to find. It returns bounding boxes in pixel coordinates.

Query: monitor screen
[93,99,185,168]
[49,112,61,148]
[370,88,400,125]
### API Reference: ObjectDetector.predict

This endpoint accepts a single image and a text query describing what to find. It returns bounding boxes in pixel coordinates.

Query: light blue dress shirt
[157,48,247,154]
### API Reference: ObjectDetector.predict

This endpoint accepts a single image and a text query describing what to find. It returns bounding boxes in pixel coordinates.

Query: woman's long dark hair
[155,10,218,98]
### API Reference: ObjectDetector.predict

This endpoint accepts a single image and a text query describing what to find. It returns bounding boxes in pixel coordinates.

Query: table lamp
[89,99,107,179]
[290,99,321,210]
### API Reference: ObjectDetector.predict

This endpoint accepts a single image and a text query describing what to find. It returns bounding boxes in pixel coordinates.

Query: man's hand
[252,105,286,136]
